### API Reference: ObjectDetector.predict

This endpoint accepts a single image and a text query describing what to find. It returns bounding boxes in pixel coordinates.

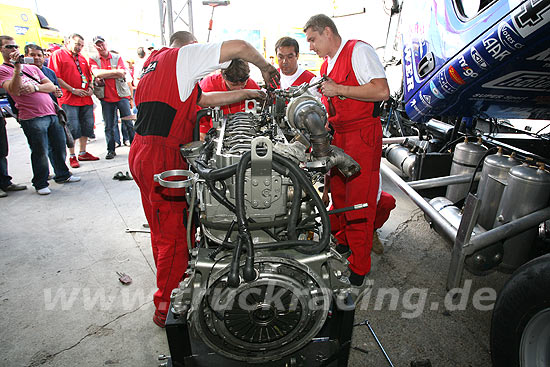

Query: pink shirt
[0,64,56,120]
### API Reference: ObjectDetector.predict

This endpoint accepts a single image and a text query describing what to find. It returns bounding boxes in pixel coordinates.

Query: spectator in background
[275,37,315,89]
[49,33,99,168]
[24,44,63,103]
[89,36,134,159]
[0,113,27,198]
[198,59,260,137]
[0,35,80,195]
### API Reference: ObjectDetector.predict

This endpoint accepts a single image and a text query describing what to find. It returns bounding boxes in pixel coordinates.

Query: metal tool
[355,319,395,367]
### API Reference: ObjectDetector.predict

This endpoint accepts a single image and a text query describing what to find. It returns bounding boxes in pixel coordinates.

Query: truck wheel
[490,253,550,367]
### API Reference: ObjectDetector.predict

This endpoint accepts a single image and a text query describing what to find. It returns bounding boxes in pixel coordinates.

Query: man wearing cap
[49,33,99,168]
[89,36,134,159]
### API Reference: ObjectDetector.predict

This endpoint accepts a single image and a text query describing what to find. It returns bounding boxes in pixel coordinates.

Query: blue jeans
[19,115,70,189]
[0,116,13,189]
[100,98,134,153]
[62,104,94,139]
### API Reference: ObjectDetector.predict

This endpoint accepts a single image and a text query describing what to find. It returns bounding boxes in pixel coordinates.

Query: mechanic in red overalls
[304,14,390,287]
[198,59,260,138]
[275,36,315,89]
[129,31,279,327]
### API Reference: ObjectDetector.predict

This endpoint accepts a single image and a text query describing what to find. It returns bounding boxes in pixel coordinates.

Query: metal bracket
[446,192,482,290]
[154,169,196,189]
[249,137,278,209]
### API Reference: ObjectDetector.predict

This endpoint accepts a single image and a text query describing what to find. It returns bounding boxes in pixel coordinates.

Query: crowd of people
[1,13,396,328]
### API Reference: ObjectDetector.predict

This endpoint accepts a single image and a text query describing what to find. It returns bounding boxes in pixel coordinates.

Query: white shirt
[176,42,231,102]
[280,66,309,90]
[326,39,386,84]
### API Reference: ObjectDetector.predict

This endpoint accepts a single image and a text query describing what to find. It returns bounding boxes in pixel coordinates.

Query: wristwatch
[34,84,39,92]
[71,87,75,93]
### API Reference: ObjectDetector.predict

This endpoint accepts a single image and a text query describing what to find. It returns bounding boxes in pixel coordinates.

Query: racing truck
[381,0,550,366]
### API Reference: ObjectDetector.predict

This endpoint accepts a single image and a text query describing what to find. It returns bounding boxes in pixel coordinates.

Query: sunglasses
[4,44,19,49]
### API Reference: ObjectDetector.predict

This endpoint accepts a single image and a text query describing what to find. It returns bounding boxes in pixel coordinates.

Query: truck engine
[155,84,363,366]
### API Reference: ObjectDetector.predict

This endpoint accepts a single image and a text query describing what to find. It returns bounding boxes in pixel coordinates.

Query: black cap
[93,36,105,44]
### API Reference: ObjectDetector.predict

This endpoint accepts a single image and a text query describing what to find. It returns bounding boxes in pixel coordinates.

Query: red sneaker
[78,152,100,161]
[69,156,80,168]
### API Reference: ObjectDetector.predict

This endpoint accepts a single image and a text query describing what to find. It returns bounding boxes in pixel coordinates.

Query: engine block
[159,84,361,366]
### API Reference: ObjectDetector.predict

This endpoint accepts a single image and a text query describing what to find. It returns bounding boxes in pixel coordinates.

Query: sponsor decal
[404,47,415,92]
[470,47,488,69]
[458,55,479,78]
[482,71,550,91]
[482,37,512,62]
[448,66,465,85]
[140,61,158,78]
[512,0,550,38]
[409,98,425,116]
[527,47,550,62]
[438,71,458,94]
[20,13,29,22]
[418,90,432,106]
[470,93,529,101]
[14,26,29,36]
[498,22,524,50]
[430,81,445,99]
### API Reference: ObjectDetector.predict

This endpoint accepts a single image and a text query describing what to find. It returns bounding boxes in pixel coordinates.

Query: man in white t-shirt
[129,31,279,328]
[304,14,390,290]
[275,36,316,89]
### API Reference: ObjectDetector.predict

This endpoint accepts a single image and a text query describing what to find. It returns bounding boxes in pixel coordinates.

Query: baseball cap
[93,36,105,44]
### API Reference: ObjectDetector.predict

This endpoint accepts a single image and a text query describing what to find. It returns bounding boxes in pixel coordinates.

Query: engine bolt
[252,179,258,186]
[264,179,270,186]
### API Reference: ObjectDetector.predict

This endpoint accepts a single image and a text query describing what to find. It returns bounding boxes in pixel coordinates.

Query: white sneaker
[61,175,81,183]
[36,187,51,195]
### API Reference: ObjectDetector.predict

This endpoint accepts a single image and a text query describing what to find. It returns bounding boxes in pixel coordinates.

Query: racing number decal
[515,0,550,28]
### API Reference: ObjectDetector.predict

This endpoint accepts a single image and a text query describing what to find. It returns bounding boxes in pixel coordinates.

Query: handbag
[54,102,74,149]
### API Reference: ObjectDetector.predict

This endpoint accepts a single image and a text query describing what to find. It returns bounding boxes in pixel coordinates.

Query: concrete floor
[0,115,508,366]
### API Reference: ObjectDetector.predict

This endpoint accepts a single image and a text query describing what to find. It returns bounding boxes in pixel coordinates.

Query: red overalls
[287,68,316,86]
[129,47,198,318]
[321,40,383,276]
[198,73,259,134]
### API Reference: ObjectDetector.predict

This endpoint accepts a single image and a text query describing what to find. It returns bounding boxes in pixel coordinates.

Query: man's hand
[55,86,63,98]
[245,89,267,101]
[84,87,94,97]
[322,185,330,207]
[19,83,35,95]
[320,77,340,97]
[71,88,87,97]
[260,64,280,89]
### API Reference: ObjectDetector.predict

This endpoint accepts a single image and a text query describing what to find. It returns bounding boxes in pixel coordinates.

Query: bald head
[169,31,197,48]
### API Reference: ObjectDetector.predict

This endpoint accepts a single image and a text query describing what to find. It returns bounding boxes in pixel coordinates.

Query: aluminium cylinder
[429,197,487,238]
[445,140,487,203]
[494,164,550,271]
[476,151,519,230]
[386,144,416,178]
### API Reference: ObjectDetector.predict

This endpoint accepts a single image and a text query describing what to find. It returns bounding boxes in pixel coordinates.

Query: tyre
[490,253,550,367]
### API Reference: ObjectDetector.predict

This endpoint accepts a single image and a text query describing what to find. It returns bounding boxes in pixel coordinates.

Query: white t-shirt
[176,42,231,102]
[280,66,309,89]
[326,39,386,84]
